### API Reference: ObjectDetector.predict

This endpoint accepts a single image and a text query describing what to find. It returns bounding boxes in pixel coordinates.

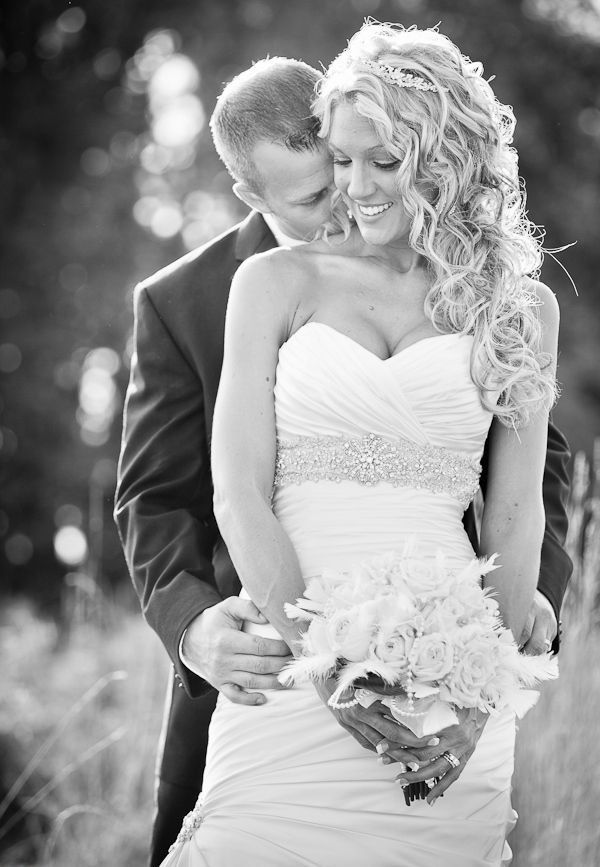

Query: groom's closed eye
[297,188,331,207]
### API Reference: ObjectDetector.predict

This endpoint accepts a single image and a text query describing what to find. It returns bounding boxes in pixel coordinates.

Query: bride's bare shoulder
[522,277,560,331]
[234,235,350,295]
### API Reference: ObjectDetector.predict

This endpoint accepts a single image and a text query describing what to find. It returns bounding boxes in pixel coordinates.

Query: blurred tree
[0,0,598,609]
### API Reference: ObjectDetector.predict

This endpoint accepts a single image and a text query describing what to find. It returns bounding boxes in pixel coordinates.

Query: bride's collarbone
[292,258,435,358]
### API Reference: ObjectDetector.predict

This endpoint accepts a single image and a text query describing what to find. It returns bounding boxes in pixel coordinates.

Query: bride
[162,22,559,867]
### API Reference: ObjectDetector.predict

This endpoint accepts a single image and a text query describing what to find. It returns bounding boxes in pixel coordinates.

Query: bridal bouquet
[279,544,558,737]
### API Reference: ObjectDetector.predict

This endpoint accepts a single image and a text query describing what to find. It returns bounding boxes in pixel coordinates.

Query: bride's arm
[211,252,306,651]
[479,283,560,640]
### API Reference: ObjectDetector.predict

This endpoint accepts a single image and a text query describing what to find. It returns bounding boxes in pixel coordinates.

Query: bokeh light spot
[149,54,200,101]
[81,148,111,177]
[110,130,138,162]
[0,344,22,373]
[133,195,160,227]
[55,504,84,528]
[139,143,171,174]
[151,96,205,148]
[145,29,179,57]
[79,367,117,415]
[151,204,184,238]
[579,107,600,138]
[54,525,88,566]
[240,0,275,28]
[54,359,80,390]
[93,48,121,80]
[57,7,86,34]
[181,192,238,250]
[91,458,117,487]
[85,347,121,375]
[36,29,63,60]
[5,533,34,565]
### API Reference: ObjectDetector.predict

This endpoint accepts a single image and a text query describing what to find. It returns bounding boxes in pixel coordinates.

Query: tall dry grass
[0,585,168,867]
[511,445,600,866]
[0,446,599,866]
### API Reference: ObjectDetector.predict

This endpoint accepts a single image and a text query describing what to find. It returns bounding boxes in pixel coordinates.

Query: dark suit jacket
[115,210,572,853]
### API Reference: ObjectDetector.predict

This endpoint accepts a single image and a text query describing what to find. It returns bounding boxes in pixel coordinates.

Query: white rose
[411,633,454,682]
[446,634,499,707]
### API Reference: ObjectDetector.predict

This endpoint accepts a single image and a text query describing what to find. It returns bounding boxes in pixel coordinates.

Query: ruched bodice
[272,323,496,577]
[274,323,493,457]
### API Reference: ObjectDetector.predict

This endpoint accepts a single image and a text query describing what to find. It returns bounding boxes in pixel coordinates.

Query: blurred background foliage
[1,0,599,610]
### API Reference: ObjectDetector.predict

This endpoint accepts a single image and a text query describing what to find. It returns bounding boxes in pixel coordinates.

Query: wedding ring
[441,751,460,769]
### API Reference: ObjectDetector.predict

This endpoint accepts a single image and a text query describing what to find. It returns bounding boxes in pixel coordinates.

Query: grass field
[1,451,598,866]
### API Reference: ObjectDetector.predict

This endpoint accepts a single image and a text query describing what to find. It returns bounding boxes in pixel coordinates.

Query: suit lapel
[234,211,277,261]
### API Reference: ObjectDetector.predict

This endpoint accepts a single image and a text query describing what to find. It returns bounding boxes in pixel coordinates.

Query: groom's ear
[233,181,270,215]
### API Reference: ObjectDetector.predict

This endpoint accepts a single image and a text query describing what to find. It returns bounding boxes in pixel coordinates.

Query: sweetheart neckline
[286,322,469,364]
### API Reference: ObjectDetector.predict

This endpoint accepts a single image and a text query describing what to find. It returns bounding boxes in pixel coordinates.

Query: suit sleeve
[114,284,221,697]
[536,418,573,626]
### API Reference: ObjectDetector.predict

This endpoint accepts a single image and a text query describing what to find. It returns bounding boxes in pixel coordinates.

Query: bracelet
[329,694,360,709]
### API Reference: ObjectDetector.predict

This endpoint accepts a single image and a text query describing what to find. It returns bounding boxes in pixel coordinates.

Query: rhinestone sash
[168,804,204,852]
[274,433,481,508]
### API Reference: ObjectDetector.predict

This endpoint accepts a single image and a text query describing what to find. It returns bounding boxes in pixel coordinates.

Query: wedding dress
[162,323,516,867]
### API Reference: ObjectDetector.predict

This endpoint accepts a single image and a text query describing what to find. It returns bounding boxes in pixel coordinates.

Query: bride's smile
[328,102,413,256]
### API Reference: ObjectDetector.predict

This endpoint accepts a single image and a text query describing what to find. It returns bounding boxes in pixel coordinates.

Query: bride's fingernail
[378,756,391,766]
[407,762,419,772]
[376,741,388,755]
[427,737,440,747]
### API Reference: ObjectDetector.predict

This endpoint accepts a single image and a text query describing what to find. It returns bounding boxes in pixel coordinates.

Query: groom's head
[210,57,334,241]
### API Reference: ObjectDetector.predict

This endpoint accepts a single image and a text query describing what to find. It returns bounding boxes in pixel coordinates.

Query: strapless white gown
[162,323,516,867]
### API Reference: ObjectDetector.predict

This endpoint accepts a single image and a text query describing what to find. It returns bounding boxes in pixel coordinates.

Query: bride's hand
[312,678,423,766]
[390,707,489,804]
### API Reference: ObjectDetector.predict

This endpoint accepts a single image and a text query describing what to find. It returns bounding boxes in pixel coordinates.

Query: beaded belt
[274,433,481,508]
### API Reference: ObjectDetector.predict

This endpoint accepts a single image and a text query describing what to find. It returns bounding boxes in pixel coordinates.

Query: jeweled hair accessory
[358,58,447,93]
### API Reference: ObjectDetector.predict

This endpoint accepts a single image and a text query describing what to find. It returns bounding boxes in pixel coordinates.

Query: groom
[115,57,572,866]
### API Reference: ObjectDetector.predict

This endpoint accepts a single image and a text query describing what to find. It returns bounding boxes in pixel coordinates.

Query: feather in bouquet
[279,543,558,738]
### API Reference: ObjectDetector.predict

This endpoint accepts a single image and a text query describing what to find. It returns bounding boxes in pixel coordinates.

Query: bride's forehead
[328,104,383,148]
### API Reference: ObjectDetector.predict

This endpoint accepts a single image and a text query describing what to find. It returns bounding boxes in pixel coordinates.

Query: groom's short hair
[210,57,322,192]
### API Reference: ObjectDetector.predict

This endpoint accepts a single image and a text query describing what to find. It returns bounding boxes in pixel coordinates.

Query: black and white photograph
[1,1,599,865]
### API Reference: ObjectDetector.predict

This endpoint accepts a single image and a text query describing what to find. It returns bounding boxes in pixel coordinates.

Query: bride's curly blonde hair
[315,22,557,428]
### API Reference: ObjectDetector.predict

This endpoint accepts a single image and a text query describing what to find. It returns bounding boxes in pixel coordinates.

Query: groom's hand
[181,598,292,705]
[519,589,558,655]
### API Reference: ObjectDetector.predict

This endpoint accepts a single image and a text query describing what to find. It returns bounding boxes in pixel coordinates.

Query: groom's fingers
[231,671,289,690]
[232,632,291,657]
[233,652,293,675]
[220,682,267,706]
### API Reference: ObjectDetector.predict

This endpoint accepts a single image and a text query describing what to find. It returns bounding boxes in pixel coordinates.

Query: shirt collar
[263,214,306,248]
